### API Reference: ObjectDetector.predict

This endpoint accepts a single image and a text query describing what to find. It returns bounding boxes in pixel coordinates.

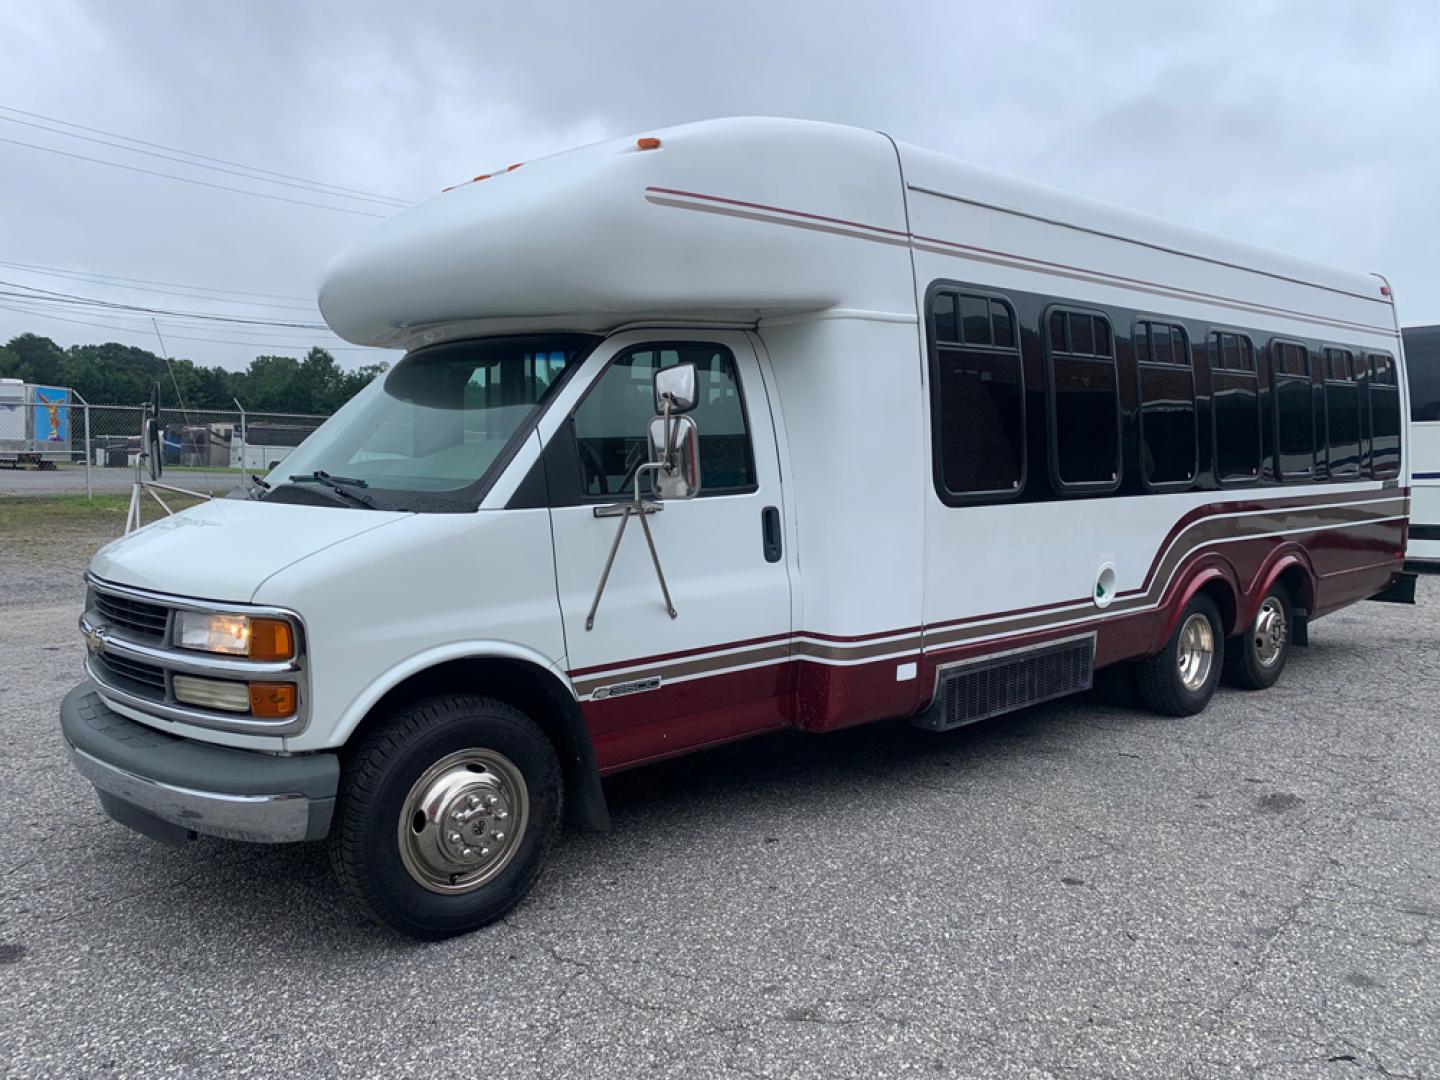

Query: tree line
[0,332,389,414]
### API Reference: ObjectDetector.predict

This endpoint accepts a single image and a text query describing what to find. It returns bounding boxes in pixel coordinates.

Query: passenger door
[544,331,792,770]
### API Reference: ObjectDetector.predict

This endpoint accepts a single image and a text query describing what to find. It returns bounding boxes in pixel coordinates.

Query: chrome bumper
[61,682,338,845]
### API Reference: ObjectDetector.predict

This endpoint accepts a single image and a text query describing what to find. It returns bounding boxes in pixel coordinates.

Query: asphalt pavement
[1,573,1436,1078]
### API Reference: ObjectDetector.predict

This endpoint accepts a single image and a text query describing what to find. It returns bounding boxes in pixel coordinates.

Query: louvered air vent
[913,635,1095,732]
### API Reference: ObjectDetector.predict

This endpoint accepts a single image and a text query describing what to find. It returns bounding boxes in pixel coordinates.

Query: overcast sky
[0,0,1435,375]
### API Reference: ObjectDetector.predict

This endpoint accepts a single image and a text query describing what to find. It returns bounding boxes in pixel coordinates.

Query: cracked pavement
[0,562,1436,1078]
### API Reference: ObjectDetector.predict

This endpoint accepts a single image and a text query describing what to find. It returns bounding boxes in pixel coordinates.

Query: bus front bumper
[60,681,339,846]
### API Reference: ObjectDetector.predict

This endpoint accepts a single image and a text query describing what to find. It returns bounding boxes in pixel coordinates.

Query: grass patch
[0,492,209,533]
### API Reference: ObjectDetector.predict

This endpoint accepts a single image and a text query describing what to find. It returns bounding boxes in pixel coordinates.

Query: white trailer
[0,379,73,468]
[62,117,1413,939]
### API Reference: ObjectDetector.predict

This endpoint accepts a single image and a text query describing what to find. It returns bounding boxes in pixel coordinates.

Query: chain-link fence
[0,385,329,502]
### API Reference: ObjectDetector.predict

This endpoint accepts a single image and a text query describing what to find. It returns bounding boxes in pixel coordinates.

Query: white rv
[62,118,1413,939]
[1403,324,1439,569]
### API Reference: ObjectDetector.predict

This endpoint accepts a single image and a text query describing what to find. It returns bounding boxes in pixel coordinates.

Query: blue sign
[34,385,68,443]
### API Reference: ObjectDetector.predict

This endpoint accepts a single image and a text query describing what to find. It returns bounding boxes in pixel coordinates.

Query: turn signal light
[247,618,294,662]
[248,683,297,719]
[636,137,661,151]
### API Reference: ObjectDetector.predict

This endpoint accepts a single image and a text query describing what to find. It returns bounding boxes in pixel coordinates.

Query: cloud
[0,0,1435,379]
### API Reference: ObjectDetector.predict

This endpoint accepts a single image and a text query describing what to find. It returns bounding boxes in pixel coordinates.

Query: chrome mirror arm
[585,460,678,631]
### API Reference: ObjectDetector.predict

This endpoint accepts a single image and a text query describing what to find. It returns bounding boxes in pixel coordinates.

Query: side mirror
[654,363,698,413]
[646,414,701,500]
[144,418,164,481]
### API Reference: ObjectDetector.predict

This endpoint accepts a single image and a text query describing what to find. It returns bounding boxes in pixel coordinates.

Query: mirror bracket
[585,461,677,631]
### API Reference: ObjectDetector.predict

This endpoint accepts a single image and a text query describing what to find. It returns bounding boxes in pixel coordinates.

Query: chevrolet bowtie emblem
[82,624,106,655]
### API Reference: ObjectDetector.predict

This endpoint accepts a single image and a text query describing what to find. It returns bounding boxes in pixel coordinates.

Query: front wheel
[329,694,562,940]
[1135,595,1225,717]
[1222,587,1292,690]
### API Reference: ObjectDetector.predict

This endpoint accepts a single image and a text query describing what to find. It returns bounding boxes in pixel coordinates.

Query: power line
[0,113,408,209]
[0,280,331,328]
[0,135,389,219]
[0,300,388,352]
[0,258,316,304]
[0,298,345,341]
[0,262,319,313]
[0,104,408,205]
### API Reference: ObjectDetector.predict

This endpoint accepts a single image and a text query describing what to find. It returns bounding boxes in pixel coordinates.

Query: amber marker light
[248,683,297,719]
[247,618,295,662]
[636,137,661,151]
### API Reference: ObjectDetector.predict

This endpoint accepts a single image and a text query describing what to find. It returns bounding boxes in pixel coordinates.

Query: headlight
[174,611,295,661]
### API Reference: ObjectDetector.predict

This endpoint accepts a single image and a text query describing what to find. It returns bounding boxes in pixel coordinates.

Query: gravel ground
[0,538,1436,1078]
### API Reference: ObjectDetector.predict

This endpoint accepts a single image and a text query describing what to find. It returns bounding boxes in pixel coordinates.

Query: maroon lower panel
[585,520,1405,770]
[587,662,792,774]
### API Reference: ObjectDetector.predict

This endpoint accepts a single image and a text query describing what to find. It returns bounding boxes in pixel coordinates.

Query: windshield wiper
[244,474,271,500]
[286,470,375,508]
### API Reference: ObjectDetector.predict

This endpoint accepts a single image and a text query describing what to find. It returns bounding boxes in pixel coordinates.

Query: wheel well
[1274,564,1313,615]
[1197,577,1239,637]
[348,657,610,831]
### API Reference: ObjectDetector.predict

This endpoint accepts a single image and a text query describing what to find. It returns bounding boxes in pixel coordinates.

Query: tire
[1135,594,1225,717]
[1222,586,1292,691]
[328,694,562,940]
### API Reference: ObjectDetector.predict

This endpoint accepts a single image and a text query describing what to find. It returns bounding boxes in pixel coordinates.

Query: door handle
[761,505,782,563]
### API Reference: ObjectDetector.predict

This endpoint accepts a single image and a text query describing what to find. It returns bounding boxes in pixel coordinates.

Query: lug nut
[447,831,462,844]
[461,847,473,858]
[495,810,509,821]
[493,831,505,842]
[467,794,480,809]
[485,794,499,807]
[480,847,491,857]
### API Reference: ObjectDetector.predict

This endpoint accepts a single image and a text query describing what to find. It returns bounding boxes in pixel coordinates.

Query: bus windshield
[268,335,596,511]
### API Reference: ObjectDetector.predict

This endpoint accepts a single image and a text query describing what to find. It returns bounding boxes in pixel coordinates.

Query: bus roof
[319,116,1390,350]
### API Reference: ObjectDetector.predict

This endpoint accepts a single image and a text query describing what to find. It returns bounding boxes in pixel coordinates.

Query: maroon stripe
[566,629,793,677]
[569,491,1406,680]
[645,186,1395,337]
[644,186,910,238]
[912,234,1395,337]
[922,489,1404,633]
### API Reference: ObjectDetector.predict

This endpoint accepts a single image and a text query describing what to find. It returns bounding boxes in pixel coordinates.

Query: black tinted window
[1404,325,1440,422]
[1269,339,1315,480]
[1323,349,1361,477]
[573,343,755,496]
[1135,320,1196,487]
[930,290,1025,499]
[1367,352,1401,477]
[1048,309,1119,490]
[1209,333,1261,482]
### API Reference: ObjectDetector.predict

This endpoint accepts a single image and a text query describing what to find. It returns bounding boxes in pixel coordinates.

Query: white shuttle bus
[1403,324,1440,569]
[62,118,1415,938]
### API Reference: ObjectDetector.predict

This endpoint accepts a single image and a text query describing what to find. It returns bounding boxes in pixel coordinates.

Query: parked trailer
[229,422,312,472]
[0,379,73,469]
[1403,324,1440,570]
[61,118,1413,939]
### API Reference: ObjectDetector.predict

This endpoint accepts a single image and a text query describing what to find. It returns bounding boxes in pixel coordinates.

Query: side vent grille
[913,635,1094,732]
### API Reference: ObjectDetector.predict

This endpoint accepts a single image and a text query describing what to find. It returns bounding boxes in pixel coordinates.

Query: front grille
[93,590,169,640]
[92,652,167,699]
[914,636,1095,732]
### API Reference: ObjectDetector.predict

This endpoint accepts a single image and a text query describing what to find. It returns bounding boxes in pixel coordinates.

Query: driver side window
[571,342,757,497]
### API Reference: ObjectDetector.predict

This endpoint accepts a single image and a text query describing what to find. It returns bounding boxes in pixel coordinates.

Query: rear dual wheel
[1222,587,1292,690]
[1135,595,1224,717]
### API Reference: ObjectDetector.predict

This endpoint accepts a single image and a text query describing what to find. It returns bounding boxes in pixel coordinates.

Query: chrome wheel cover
[1253,596,1288,668]
[397,749,529,895]
[1176,612,1215,692]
